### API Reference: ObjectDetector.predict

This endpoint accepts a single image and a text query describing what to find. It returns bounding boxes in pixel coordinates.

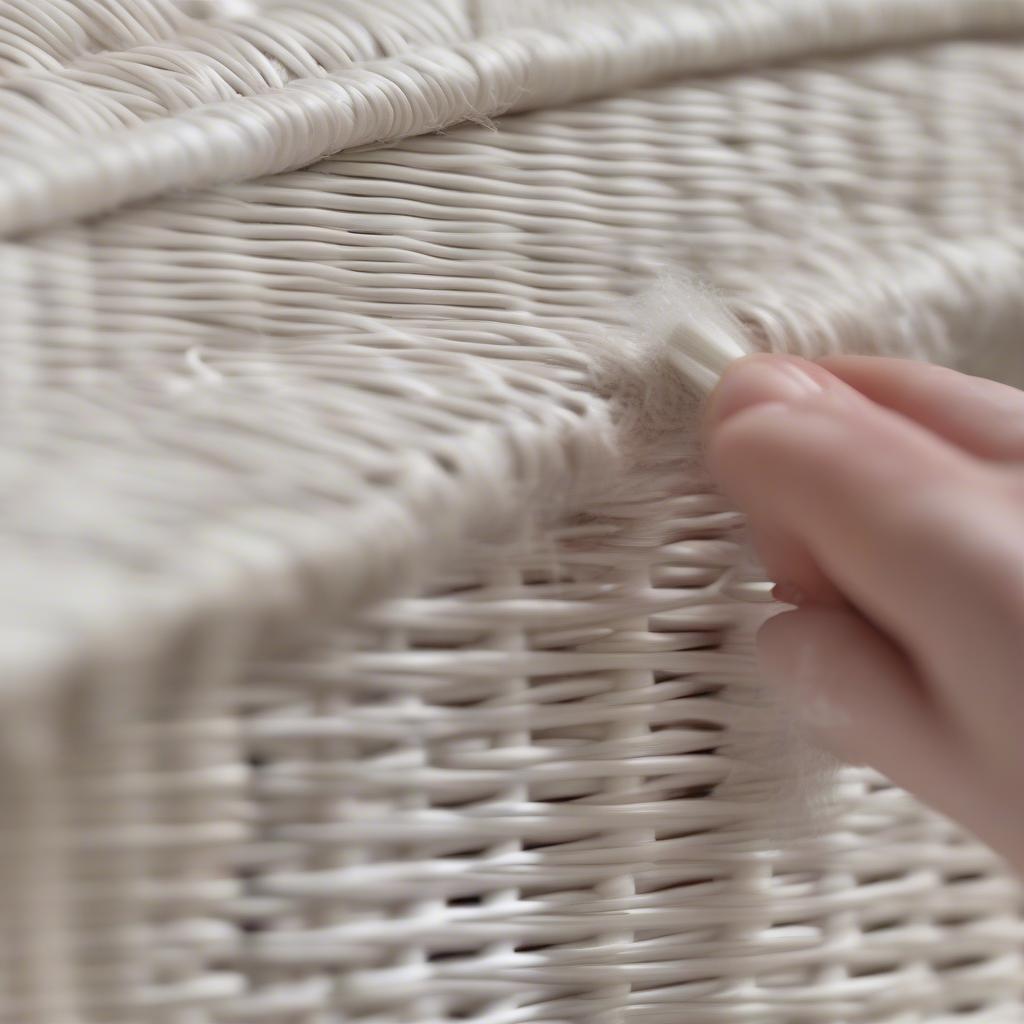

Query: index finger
[818,356,1024,462]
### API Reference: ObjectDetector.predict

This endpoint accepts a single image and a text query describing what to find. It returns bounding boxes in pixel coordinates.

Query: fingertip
[760,599,1023,871]
[771,581,808,607]
[756,605,937,770]
[757,605,904,695]
[703,359,861,503]
[706,401,849,607]
[757,607,812,685]
[704,354,830,436]
[704,396,818,505]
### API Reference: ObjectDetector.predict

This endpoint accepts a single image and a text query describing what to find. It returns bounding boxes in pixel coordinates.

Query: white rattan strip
[2,0,1024,235]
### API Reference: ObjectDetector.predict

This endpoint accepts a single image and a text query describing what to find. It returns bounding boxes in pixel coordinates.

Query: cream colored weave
[1,2,1023,1022]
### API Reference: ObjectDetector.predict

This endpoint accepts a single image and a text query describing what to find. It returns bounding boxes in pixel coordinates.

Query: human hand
[704,354,1024,870]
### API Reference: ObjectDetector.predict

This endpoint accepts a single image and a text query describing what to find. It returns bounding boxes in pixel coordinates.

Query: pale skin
[704,354,1024,871]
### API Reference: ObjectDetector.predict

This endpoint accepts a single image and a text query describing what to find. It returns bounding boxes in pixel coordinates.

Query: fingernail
[772,581,809,607]
[794,692,854,731]
[759,616,854,731]
[706,355,825,431]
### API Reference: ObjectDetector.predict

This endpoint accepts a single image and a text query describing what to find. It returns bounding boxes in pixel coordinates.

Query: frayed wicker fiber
[1,1,1022,1022]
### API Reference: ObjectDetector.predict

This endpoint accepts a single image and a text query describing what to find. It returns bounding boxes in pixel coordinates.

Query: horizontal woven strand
[2,0,1024,234]
[0,0,188,76]
[0,0,472,157]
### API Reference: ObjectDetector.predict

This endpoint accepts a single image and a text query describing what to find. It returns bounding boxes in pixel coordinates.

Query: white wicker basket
[1,1,1022,1021]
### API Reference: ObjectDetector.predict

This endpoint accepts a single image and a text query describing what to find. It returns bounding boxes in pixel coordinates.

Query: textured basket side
[2,21,1024,1024]
[22,475,1018,1023]
[0,609,253,1022]
[217,478,772,1023]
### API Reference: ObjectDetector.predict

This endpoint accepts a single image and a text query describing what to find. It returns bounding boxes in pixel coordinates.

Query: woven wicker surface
[0,1,1022,1022]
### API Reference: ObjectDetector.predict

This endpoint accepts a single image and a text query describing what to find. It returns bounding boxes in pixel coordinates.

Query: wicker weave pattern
[1,2,1023,1022]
